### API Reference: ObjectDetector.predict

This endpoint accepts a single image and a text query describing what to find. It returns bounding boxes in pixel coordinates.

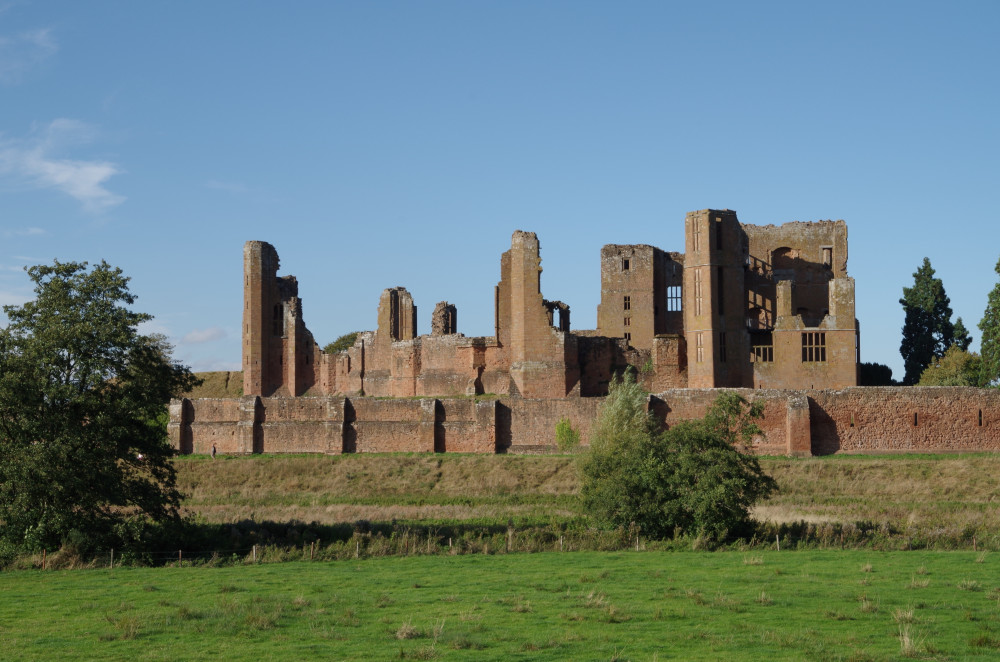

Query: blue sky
[1,1,998,379]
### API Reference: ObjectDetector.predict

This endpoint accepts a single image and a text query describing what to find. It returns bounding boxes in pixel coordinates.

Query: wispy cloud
[181,326,227,344]
[0,27,57,83]
[0,119,125,212]
[2,226,46,237]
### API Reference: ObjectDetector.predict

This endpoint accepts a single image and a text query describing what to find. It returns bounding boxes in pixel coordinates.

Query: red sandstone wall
[501,397,603,452]
[438,399,497,453]
[809,387,1000,454]
[170,387,1000,458]
[259,397,344,453]
[649,389,790,456]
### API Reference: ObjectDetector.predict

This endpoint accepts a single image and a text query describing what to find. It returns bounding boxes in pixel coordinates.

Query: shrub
[555,418,580,452]
[323,332,360,354]
[579,371,777,542]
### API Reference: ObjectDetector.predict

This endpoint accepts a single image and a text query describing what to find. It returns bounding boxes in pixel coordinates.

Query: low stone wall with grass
[168,387,1000,457]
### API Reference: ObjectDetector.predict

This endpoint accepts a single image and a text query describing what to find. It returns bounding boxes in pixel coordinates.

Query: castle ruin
[169,208,999,457]
[242,210,858,398]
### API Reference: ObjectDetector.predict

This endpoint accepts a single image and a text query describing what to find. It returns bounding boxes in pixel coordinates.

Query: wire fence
[23,522,1000,571]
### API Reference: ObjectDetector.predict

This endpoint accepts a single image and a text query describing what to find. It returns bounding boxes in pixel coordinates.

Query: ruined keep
[242,210,859,399]
[171,208,1000,457]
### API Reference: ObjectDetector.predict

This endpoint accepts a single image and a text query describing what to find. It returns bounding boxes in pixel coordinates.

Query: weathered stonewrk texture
[809,387,1000,454]
[431,301,457,335]
[500,397,604,453]
[597,244,683,350]
[259,397,344,454]
[648,389,790,456]
[744,220,857,390]
[171,387,1000,457]
[242,208,860,401]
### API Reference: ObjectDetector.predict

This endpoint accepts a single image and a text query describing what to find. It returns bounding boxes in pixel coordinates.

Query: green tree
[899,258,956,385]
[980,256,1000,387]
[323,331,360,354]
[579,372,777,542]
[953,317,973,351]
[858,362,897,386]
[917,346,982,386]
[554,417,580,452]
[0,261,198,559]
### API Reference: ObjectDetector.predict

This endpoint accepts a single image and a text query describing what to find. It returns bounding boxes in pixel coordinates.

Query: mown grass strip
[3,550,1000,661]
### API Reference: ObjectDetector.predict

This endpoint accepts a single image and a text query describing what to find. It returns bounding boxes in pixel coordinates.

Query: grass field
[175,452,1000,551]
[4,550,1000,661]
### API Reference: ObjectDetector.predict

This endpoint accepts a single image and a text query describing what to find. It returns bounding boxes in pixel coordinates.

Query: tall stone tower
[243,241,280,396]
[683,210,750,388]
[501,231,580,397]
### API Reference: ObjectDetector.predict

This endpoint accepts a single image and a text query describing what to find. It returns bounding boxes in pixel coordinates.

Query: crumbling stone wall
[169,388,1000,457]
[597,245,683,350]
[243,208,859,400]
[431,301,457,335]
[809,387,1000,454]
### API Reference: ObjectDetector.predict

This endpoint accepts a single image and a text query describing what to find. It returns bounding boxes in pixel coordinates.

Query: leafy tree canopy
[323,331,360,354]
[858,362,897,386]
[0,261,198,559]
[579,372,777,542]
[979,256,1000,387]
[917,346,982,387]
[899,258,956,385]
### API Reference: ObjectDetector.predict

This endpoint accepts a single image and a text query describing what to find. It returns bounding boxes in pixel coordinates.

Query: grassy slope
[180,371,243,398]
[176,453,1000,544]
[3,551,999,661]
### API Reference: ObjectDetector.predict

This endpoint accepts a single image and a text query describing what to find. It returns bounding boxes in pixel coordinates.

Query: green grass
[4,551,1000,660]
[175,452,1000,549]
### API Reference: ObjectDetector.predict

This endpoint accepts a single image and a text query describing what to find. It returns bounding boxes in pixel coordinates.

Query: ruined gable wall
[746,220,858,391]
[744,220,848,325]
[597,244,656,349]
[505,231,580,397]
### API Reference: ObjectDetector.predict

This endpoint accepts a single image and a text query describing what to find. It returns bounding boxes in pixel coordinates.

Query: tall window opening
[623,295,631,311]
[623,317,631,327]
[822,246,833,267]
[696,332,704,363]
[717,267,724,315]
[272,304,284,336]
[801,332,826,362]
[719,332,727,363]
[624,332,631,342]
[694,271,703,316]
[750,331,773,363]
[715,218,723,250]
[622,258,630,271]
[666,285,682,311]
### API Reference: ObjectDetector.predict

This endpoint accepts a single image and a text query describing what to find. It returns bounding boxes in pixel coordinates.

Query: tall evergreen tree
[899,258,955,385]
[979,256,1000,387]
[953,317,972,351]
